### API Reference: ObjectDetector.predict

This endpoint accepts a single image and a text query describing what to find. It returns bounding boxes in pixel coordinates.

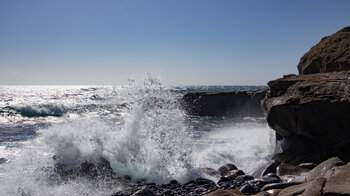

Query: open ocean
[0,77,275,196]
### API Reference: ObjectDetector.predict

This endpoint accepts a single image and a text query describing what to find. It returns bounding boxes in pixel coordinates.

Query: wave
[13,104,67,117]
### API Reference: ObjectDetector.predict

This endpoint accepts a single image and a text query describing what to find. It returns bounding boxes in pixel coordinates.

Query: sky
[0,0,349,86]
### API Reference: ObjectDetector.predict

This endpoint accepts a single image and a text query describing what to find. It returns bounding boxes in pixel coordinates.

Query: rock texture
[298,26,350,74]
[182,88,266,117]
[264,71,350,164]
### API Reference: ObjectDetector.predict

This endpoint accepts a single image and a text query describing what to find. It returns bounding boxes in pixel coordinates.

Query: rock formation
[264,26,350,164]
[182,88,266,117]
[298,26,350,74]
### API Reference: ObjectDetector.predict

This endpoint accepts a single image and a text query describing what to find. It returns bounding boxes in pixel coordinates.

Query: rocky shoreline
[178,26,350,196]
[51,26,350,196]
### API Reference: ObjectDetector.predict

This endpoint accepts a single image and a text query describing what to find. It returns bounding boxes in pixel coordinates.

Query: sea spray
[0,77,275,196]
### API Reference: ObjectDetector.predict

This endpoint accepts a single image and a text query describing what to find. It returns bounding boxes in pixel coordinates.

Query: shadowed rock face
[264,71,350,164]
[182,88,266,117]
[298,26,350,75]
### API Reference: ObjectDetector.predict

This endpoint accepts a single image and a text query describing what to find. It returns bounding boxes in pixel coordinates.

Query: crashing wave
[14,104,67,117]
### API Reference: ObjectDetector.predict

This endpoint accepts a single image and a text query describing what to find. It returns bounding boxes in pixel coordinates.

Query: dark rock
[260,174,281,184]
[278,178,325,196]
[232,169,245,176]
[0,158,7,164]
[298,162,317,170]
[161,189,172,195]
[54,156,115,180]
[252,160,280,178]
[240,184,259,195]
[261,182,301,191]
[201,167,221,178]
[235,175,254,183]
[169,179,180,185]
[264,70,350,164]
[182,88,267,117]
[132,186,155,196]
[276,163,310,176]
[206,189,245,196]
[218,176,232,184]
[298,26,350,75]
[218,164,238,176]
[307,157,344,182]
[195,177,215,186]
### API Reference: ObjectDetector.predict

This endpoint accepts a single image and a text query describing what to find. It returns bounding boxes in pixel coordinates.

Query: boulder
[277,178,325,196]
[206,189,245,196]
[323,162,350,195]
[218,164,238,176]
[306,157,344,182]
[264,71,350,164]
[182,88,266,116]
[298,26,350,75]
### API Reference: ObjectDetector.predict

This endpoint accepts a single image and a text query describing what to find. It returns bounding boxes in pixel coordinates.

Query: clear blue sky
[0,0,349,85]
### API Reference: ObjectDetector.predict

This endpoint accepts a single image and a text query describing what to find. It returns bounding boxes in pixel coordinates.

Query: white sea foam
[0,76,275,196]
[14,104,67,117]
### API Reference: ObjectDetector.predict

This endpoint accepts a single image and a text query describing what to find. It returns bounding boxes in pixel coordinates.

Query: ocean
[0,77,275,196]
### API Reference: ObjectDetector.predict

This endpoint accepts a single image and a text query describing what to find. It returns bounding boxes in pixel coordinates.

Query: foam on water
[0,76,275,195]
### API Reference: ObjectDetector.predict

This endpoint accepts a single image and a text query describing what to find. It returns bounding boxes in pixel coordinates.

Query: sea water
[0,76,275,196]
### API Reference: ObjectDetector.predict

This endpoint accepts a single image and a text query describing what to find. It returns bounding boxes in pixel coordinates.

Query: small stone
[235,175,254,183]
[218,176,231,184]
[218,164,238,176]
[132,186,155,196]
[195,177,215,185]
[240,184,259,195]
[124,175,131,180]
[260,174,281,184]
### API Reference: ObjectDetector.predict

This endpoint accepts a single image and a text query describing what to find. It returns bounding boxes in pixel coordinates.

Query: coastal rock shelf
[182,88,266,117]
[264,26,350,165]
[264,71,350,164]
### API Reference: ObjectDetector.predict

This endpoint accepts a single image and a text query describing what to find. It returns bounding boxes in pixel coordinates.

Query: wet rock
[218,176,232,184]
[232,169,245,176]
[124,175,132,181]
[276,163,310,176]
[169,179,180,185]
[253,160,280,178]
[266,189,281,195]
[0,158,7,164]
[206,189,245,196]
[201,167,221,178]
[306,157,344,182]
[54,156,115,179]
[182,88,267,117]
[132,186,155,196]
[278,178,325,196]
[260,174,282,184]
[240,183,260,195]
[218,164,238,176]
[298,162,317,170]
[261,182,301,191]
[235,175,254,183]
[298,26,350,75]
[195,177,216,186]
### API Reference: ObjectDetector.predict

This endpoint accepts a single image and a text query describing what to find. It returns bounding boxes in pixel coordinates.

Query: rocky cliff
[182,88,266,117]
[264,26,350,165]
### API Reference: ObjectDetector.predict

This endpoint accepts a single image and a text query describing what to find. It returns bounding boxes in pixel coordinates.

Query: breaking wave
[13,104,67,117]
